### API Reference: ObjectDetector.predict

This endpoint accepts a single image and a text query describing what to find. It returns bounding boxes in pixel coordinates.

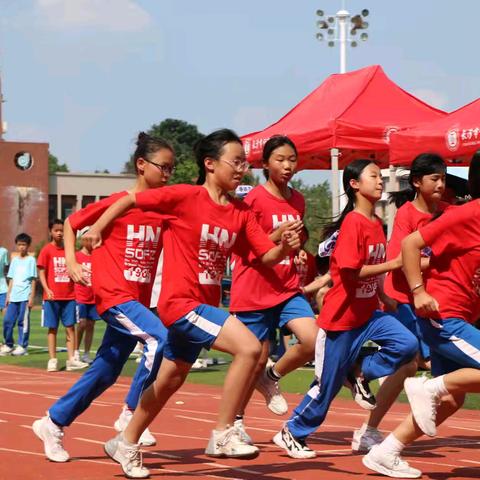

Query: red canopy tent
[389,98,480,166]
[242,65,446,170]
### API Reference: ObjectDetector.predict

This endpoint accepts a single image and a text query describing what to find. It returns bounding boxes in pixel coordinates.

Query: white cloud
[34,0,152,32]
[410,88,449,110]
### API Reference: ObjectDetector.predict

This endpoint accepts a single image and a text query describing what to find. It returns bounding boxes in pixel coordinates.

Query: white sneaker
[32,415,70,462]
[135,355,142,363]
[0,344,13,356]
[404,376,439,437]
[352,426,384,453]
[104,433,149,479]
[363,444,422,478]
[81,353,93,364]
[233,418,253,445]
[66,358,90,371]
[114,406,156,447]
[273,425,316,459]
[255,367,288,415]
[192,358,208,369]
[205,425,259,458]
[12,345,27,356]
[47,358,59,372]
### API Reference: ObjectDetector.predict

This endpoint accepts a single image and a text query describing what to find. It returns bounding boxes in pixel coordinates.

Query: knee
[237,341,262,363]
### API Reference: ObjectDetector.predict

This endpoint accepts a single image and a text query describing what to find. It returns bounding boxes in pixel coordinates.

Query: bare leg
[47,328,57,359]
[274,317,317,377]
[211,316,261,429]
[365,359,417,429]
[65,326,75,360]
[75,319,86,351]
[84,320,95,354]
[443,368,480,393]
[237,340,270,416]
[124,315,261,443]
[123,357,191,444]
[393,392,465,444]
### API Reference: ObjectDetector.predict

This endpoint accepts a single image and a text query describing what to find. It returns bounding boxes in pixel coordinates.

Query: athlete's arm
[86,193,136,248]
[38,269,53,300]
[261,230,301,267]
[402,231,439,315]
[28,279,36,308]
[64,219,87,286]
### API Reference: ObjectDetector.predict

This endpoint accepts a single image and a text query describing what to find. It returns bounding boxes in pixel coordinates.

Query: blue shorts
[76,303,101,321]
[234,294,315,341]
[42,300,77,328]
[0,293,6,310]
[163,304,230,364]
[417,317,480,376]
[394,303,430,360]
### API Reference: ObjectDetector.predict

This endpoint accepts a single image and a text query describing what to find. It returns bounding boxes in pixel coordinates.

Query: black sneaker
[345,372,376,410]
[273,426,316,459]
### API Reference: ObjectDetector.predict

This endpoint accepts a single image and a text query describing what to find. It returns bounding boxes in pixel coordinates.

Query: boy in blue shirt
[0,245,8,313]
[0,233,37,356]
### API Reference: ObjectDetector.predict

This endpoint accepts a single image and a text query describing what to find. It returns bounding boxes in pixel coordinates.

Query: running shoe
[363,444,422,478]
[273,426,316,459]
[32,415,70,462]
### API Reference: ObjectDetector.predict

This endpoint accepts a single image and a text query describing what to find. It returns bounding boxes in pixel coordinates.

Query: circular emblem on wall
[14,152,34,171]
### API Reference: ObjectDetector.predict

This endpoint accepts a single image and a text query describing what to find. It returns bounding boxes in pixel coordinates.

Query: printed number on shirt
[198,224,237,285]
[124,224,161,284]
[355,243,385,299]
[272,214,301,265]
[53,257,70,283]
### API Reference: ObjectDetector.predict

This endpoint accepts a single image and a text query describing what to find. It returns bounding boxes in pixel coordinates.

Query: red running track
[0,365,480,479]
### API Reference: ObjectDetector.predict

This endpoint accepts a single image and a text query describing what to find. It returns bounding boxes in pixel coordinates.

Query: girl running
[32,132,172,461]
[229,136,317,441]
[351,153,447,453]
[273,159,418,459]
[363,154,480,478]
[87,129,301,479]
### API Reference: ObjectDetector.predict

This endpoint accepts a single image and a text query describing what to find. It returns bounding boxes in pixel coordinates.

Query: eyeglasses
[220,158,250,172]
[145,158,176,174]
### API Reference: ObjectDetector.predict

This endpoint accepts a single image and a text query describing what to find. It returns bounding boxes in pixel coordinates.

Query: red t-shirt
[419,200,480,323]
[74,250,94,304]
[37,243,76,300]
[384,202,434,304]
[135,184,275,326]
[69,192,164,314]
[318,211,386,331]
[230,185,304,311]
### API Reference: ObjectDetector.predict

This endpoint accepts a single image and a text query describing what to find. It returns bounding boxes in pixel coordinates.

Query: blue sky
[0,0,477,182]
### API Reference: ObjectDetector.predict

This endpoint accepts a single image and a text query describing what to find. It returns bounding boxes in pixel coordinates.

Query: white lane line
[0,446,116,466]
[461,459,480,465]
[204,462,261,475]
[176,415,215,423]
[409,458,480,469]
[74,437,182,460]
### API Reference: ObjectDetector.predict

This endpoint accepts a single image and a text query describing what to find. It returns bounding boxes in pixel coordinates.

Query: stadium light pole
[315,7,369,216]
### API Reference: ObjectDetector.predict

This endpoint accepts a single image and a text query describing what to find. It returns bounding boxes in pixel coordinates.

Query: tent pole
[331,148,340,217]
[386,164,398,240]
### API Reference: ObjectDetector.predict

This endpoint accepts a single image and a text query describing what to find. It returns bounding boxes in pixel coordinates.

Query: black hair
[194,129,242,185]
[322,159,375,241]
[132,132,174,174]
[389,153,446,208]
[262,135,298,180]
[468,150,480,199]
[15,233,32,245]
[49,218,64,230]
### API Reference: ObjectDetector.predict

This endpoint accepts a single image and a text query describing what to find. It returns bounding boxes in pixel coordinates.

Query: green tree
[48,153,69,173]
[291,178,332,253]
[122,119,204,184]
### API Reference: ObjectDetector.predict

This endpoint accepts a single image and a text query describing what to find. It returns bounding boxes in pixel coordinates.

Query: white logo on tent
[446,129,459,151]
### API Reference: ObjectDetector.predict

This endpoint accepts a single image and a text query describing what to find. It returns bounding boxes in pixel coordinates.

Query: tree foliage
[122,118,203,184]
[48,153,69,173]
[291,178,332,254]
